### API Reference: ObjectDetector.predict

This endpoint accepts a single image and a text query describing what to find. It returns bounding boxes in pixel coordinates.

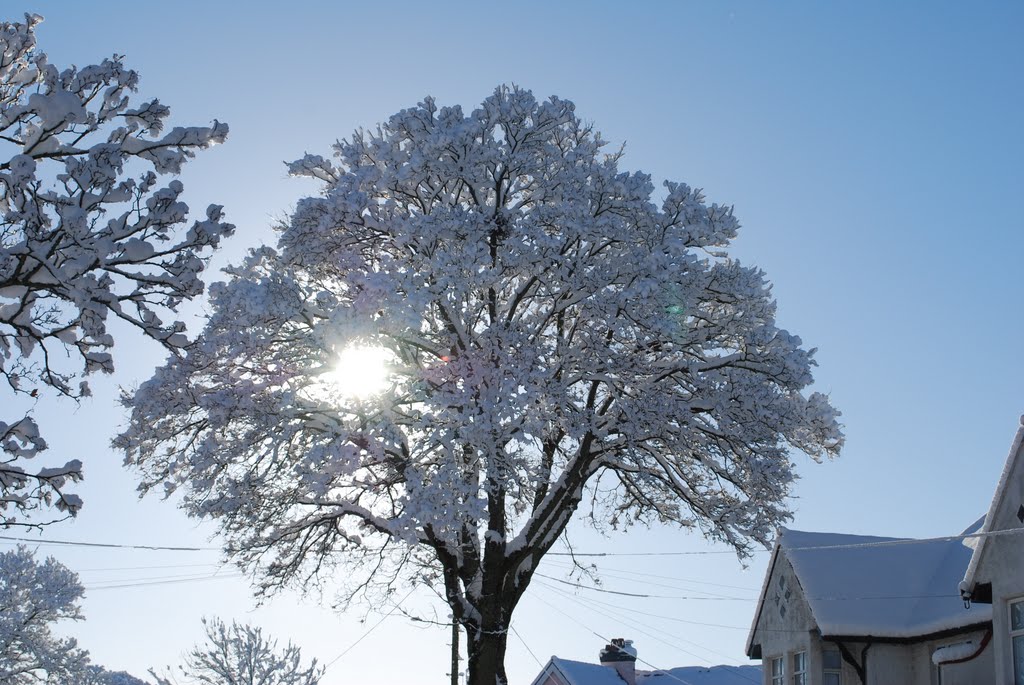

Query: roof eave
[820,620,993,646]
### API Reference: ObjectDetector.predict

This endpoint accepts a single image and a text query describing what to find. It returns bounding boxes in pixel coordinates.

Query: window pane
[823,650,842,669]
[772,657,783,676]
[1012,600,1024,631]
[794,675,807,685]
[1014,634,1024,685]
[824,675,841,685]
[793,651,806,671]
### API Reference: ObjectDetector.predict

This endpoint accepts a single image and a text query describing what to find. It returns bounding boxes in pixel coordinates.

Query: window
[822,649,842,685]
[1012,599,1024,685]
[770,656,784,685]
[792,652,807,685]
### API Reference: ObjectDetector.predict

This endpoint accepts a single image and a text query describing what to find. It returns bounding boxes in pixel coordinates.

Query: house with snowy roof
[530,639,762,685]
[744,522,992,684]
[959,416,1024,685]
[745,416,1024,684]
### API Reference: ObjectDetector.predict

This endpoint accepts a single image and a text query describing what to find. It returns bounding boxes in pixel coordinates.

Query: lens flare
[324,345,391,399]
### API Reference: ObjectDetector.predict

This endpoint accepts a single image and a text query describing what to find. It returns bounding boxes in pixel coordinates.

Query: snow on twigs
[0,14,233,526]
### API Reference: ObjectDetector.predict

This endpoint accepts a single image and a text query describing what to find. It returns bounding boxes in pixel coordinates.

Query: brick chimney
[599,638,637,685]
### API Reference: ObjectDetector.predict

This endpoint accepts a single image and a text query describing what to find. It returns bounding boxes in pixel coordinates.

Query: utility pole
[450,620,461,685]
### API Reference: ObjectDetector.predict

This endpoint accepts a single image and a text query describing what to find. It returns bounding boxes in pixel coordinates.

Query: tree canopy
[150,617,323,685]
[119,85,842,685]
[0,14,232,526]
[0,545,89,683]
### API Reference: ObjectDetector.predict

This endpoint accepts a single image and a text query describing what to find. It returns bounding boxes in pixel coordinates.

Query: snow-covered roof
[775,523,991,639]
[638,665,764,684]
[960,416,1024,598]
[541,658,761,685]
[545,657,630,685]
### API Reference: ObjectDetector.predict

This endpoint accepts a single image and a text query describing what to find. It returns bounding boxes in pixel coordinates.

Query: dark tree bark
[466,625,510,685]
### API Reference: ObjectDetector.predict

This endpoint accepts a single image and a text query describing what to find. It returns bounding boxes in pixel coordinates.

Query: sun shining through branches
[322,345,393,400]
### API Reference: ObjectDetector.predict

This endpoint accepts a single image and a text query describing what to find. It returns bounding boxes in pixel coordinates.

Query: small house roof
[638,664,764,684]
[541,658,761,685]
[545,657,630,685]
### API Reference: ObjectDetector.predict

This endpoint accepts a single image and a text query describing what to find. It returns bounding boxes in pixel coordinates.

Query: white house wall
[982,541,1024,685]
[815,634,988,685]
[926,628,995,685]
[751,552,817,683]
[972,439,1024,685]
[825,641,918,685]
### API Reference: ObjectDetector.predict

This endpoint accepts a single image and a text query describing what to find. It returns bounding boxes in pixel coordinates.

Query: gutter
[932,629,993,666]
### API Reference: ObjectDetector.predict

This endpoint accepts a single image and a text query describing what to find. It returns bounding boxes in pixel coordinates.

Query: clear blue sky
[11,2,1024,684]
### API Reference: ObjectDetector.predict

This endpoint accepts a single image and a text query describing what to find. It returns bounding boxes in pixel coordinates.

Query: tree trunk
[465,625,509,685]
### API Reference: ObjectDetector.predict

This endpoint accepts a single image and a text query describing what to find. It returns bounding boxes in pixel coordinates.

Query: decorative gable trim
[745,534,783,658]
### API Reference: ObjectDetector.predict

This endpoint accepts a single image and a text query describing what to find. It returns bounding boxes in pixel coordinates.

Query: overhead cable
[535,581,759,685]
[0,534,217,552]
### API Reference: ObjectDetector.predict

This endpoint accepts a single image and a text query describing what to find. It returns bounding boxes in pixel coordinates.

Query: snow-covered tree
[82,665,151,685]
[150,618,322,685]
[0,545,90,683]
[0,14,233,526]
[119,86,842,685]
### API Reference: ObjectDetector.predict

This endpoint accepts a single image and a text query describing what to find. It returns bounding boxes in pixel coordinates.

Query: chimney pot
[599,639,636,685]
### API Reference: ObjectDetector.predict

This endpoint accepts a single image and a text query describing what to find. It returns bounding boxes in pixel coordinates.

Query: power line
[537,570,965,603]
[0,534,217,552]
[544,588,753,631]
[536,580,741,668]
[83,568,234,587]
[534,572,753,601]
[547,526,1024,558]
[512,624,542,667]
[530,589,699,685]
[538,583,820,635]
[322,587,417,672]
[543,559,757,592]
[84,572,245,591]
[4,524,1020,557]
[75,562,221,572]
[543,560,755,597]
[535,581,759,685]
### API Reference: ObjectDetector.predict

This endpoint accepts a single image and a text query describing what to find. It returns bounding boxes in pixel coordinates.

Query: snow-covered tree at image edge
[0,14,232,526]
[149,617,323,685]
[119,86,843,685]
[0,545,88,683]
[0,545,150,684]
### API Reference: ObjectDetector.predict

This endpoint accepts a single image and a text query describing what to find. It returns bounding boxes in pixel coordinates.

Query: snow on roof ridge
[778,527,906,548]
[961,417,1024,598]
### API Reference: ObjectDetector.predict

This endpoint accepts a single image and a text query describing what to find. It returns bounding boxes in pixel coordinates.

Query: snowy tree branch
[0,15,232,526]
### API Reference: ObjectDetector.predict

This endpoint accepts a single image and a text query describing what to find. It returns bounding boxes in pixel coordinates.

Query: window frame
[822,648,842,685]
[792,651,807,685]
[1011,597,1024,685]
[770,656,784,685]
